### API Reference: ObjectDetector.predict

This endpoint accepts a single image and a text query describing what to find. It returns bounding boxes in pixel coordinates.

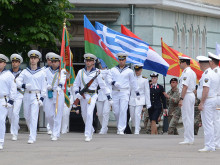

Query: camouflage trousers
[143,108,151,134]
[168,113,181,135]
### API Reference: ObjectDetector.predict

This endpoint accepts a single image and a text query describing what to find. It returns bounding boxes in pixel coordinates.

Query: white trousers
[181,92,195,143]
[61,103,71,134]
[80,94,97,138]
[96,100,110,134]
[129,105,143,134]
[44,91,64,138]
[23,93,40,141]
[0,98,8,143]
[10,97,23,136]
[201,97,217,150]
[112,91,129,132]
[214,96,220,148]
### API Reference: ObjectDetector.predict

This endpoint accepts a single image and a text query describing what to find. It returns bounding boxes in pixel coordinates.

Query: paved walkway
[1,128,220,165]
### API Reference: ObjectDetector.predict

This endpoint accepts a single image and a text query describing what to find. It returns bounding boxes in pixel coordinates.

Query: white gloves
[136,92,140,100]
[25,83,32,90]
[6,103,13,109]
[47,84,52,90]
[72,104,77,108]
[76,93,82,99]
[109,100,113,106]
[56,86,62,94]
[39,100,43,107]
[112,81,120,88]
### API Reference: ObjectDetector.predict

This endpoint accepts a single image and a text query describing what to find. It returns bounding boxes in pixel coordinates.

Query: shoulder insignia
[204,78,209,83]
[142,76,148,79]
[205,70,208,74]
[215,69,218,73]
[183,77,187,81]
[184,70,186,73]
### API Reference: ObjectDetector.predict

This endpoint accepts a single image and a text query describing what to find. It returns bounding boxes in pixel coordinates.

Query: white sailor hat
[150,72,159,77]
[116,52,128,60]
[208,52,220,61]
[46,52,56,60]
[178,56,191,62]
[28,50,42,59]
[10,54,23,63]
[0,54,9,62]
[49,53,61,61]
[134,63,144,70]
[84,53,97,61]
[196,56,211,62]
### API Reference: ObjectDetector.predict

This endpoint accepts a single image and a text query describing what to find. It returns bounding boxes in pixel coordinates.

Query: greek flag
[95,22,148,65]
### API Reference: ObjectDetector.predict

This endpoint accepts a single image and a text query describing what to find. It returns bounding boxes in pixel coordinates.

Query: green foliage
[0,0,74,61]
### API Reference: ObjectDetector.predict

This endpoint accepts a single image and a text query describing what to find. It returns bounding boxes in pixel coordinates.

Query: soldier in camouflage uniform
[194,88,201,135]
[164,78,181,135]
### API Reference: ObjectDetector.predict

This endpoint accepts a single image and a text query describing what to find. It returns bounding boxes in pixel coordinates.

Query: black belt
[85,89,96,93]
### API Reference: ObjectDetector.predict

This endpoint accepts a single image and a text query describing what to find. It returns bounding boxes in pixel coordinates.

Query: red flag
[161,38,203,81]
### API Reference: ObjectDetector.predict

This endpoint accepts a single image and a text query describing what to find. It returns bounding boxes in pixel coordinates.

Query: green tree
[0,0,74,59]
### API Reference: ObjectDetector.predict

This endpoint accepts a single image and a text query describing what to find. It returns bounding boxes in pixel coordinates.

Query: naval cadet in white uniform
[96,58,112,134]
[107,53,139,135]
[207,52,220,150]
[44,54,66,141]
[129,64,151,134]
[42,52,56,135]
[196,56,218,152]
[9,54,24,141]
[0,54,17,150]
[178,56,196,145]
[73,53,111,142]
[16,50,46,144]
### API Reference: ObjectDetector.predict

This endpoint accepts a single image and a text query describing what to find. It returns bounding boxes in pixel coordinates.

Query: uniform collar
[10,68,22,73]
[0,68,6,73]
[84,66,96,73]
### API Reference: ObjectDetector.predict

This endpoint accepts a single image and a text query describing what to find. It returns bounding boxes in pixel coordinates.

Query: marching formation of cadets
[0,50,220,153]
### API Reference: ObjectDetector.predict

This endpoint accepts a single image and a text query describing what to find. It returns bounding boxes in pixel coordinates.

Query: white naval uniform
[214,66,220,148]
[9,69,24,136]
[74,67,110,139]
[96,69,112,134]
[197,68,218,150]
[61,86,74,134]
[41,65,51,132]
[44,67,66,138]
[179,66,196,143]
[0,69,17,144]
[129,75,151,134]
[16,67,46,141]
[108,65,138,133]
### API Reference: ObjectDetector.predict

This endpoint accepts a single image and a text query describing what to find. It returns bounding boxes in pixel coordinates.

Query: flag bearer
[107,53,139,135]
[73,53,112,142]
[178,56,196,145]
[129,64,151,134]
[9,54,24,141]
[0,54,17,150]
[16,50,46,144]
[197,56,218,152]
[44,54,66,141]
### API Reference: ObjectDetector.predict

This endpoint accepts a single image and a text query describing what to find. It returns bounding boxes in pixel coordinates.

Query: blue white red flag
[95,22,148,65]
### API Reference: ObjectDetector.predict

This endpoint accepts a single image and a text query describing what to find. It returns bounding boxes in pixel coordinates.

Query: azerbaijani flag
[84,15,118,68]
[60,22,75,108]
[161,38,203,81]
[121,25,169,76]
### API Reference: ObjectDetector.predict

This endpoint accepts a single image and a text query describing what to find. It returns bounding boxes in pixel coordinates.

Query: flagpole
[55,19,66,115]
